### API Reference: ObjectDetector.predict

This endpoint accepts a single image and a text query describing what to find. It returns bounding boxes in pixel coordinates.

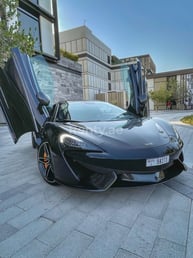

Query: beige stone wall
[96,91,127,109]
[154,77,167,90]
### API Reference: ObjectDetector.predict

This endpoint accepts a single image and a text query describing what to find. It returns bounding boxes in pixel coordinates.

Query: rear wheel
[38,142,58,185]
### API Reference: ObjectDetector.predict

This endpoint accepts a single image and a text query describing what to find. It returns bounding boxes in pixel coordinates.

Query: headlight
[173,127,180,139]
[169,126,182,144]
[59,133,102,151]
[169,126,180,140]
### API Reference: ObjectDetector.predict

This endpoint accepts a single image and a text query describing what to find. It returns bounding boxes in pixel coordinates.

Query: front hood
[60,117,172,149]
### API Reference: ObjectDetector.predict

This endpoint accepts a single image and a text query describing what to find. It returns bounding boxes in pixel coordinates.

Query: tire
[37,141,58,185]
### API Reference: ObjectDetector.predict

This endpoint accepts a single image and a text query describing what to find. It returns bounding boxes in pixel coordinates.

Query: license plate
[146,155,169,167]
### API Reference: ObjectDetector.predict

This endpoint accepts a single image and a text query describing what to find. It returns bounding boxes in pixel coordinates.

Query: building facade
[147,68,193,110]
[59,26,156,105]
[60,26,112,100]
[18,0,60,60]
[120,54,156,75]
[0,1,83,123]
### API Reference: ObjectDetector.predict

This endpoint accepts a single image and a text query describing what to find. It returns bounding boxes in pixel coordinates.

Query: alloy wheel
[38,142,57,184]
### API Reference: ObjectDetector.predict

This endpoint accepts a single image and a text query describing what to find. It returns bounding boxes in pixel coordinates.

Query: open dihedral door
[0,48,49,143]
[127,61,149,117]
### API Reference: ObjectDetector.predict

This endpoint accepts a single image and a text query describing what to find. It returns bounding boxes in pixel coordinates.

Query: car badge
[144,142,153,146]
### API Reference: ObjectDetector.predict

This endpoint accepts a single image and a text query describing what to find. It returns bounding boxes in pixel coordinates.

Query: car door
[0,48,50,143]
[127,61,149,117]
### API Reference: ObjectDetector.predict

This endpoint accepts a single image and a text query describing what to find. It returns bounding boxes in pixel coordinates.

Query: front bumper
[54,148,186,191]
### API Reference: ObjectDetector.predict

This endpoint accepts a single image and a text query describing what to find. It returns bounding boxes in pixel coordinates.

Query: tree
[167,76,178,99]
[149,76,180,110]
[149,86,173,110]
[0,0,35,68]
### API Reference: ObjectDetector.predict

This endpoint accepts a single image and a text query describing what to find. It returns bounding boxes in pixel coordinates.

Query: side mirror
[37,92,50,114]
[37,91,50,106]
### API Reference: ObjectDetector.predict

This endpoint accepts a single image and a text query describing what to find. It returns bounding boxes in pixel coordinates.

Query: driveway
[0,110,193,258]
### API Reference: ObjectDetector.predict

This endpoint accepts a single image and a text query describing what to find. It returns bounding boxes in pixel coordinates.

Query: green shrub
[181,115,193,125]
[60,49,78,62]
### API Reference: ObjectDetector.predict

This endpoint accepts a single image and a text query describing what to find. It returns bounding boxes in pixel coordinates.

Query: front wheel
[37,142,58,185]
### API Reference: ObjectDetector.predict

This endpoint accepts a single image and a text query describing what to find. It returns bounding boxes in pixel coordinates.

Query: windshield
[56,101,136,122]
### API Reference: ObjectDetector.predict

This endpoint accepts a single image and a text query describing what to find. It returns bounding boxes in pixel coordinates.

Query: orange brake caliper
[43,151,48,169]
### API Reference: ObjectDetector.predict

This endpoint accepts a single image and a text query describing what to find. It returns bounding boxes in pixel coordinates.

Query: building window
[66,42,71,52]
[18,9,41,51]
[108,83,111,91]
[39,0,53,14]
[29,0,38,4]
[18,0,59,60]
[107,55,111,64]
[108,72,111,81]
[77,39,82,52]
[40,16,54,56]
[72,40,77,52]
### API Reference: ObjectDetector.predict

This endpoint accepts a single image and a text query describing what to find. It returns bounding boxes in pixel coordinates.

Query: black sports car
[0,48,186,191]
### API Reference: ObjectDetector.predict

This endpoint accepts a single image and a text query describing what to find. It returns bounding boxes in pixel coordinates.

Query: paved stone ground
[0,111,193,258]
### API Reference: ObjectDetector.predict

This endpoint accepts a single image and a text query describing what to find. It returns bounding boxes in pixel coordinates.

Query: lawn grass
[181,115,193,125]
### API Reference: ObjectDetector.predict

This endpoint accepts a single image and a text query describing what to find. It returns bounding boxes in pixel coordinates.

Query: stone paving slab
[186,203,193,258]
[0,117,193,257]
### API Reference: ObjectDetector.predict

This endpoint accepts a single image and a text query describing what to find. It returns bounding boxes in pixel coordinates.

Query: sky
[57,0,193,73]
